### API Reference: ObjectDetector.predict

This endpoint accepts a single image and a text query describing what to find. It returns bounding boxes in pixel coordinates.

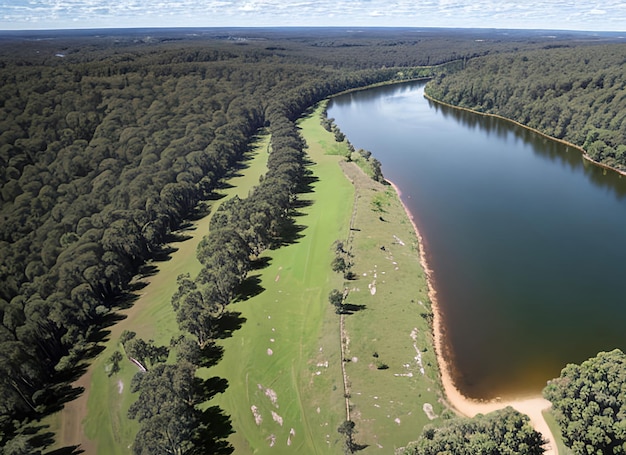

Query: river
[328,81,626,400]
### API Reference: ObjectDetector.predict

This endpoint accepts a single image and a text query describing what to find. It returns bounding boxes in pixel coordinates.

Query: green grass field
[205,107,354,454]
[337,163,446,451]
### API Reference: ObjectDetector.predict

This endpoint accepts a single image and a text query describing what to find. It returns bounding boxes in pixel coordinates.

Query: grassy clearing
[205,106,353,453]
[47,134,271,454]
[543,410,572,455]
[338,161,446,452]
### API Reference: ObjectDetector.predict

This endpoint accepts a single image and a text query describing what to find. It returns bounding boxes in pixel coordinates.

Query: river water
[328,81,626,399]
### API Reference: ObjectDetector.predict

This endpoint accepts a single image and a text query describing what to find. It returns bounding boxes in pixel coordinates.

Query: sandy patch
[423,403,437,420]
[271,410,284,426]
[258,384,279,407]
[251,405,262,425]
[267,434,276,447]
[410,328,425,375]
[117,380,124,394]
[267,348,273,356]
[287,428,296,446]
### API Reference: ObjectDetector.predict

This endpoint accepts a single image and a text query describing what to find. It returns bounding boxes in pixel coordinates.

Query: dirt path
[387,179,558,455]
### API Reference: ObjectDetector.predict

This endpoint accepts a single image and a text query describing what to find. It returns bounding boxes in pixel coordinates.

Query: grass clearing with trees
[47,134,271,454]
[203,106,354,453]
[320,102,447,448]
[205,101,448,453]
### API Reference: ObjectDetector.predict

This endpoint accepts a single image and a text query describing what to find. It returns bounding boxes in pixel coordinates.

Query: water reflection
[430,98,626,199]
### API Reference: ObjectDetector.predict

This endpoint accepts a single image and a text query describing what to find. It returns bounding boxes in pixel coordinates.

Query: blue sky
[1,0,625,31]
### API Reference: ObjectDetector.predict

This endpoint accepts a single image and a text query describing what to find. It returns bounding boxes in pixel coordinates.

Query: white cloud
[1,0,625,30]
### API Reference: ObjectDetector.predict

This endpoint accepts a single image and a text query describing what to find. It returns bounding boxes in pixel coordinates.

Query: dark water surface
[328,81,626,399]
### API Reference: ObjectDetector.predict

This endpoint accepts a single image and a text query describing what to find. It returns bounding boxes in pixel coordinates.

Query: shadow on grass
[214,311,246,340]
[341,303,367,315]
[201,376,229,401]
[234,274,265,302]
[275,217,307,247]
[296,171,319,194]
[291,198,314,209]
[44,445,84,455]
[198,343,225,369]
[250,256,271,271]
[196,405,235,455]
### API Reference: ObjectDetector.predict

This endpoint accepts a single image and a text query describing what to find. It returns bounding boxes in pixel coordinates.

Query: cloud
[1,0,625,30]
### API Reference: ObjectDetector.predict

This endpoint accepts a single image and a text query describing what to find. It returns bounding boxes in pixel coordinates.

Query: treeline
[425,44,626,171]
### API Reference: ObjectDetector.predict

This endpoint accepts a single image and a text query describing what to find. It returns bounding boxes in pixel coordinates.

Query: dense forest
[0,27,624,453]
[425,43,626,171]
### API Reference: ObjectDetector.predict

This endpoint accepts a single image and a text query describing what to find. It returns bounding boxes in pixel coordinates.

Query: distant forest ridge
[0,28,623,452]
[425,44,626,172]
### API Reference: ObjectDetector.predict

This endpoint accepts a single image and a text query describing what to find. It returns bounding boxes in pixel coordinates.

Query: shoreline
[386,178,557,455]
[423,92,626,179]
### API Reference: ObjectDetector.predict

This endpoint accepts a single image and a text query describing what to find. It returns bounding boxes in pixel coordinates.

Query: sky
[1,0,625,32]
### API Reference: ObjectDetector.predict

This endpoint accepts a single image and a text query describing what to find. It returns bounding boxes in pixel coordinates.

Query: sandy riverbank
[386,179,557,455]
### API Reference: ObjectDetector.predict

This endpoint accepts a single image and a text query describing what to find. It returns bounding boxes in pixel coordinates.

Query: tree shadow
[201,376,229,401]
[108,288,140,311]
[204,191,227,202]
[291,198,314,209]
[128,279,150,292]
[38,383,86,415]
[166,232,193,243]
[295,170,318,194]
[12,423,82,455]
[216,181,236,190]
[198,343,225,369]
[341,303,367,315]
[234,274,265,302]
[150,245,178,263]
[196,405,235,455]
[136,263,160,278]
[249,256,271,271]
[275,217,306,247]
[214,311,246,340]
[44,445,84,455]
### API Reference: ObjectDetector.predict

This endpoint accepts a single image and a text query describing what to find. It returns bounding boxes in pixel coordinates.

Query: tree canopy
[400,407,545,455]
[425,44,626,171]
[543,349,626,455]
